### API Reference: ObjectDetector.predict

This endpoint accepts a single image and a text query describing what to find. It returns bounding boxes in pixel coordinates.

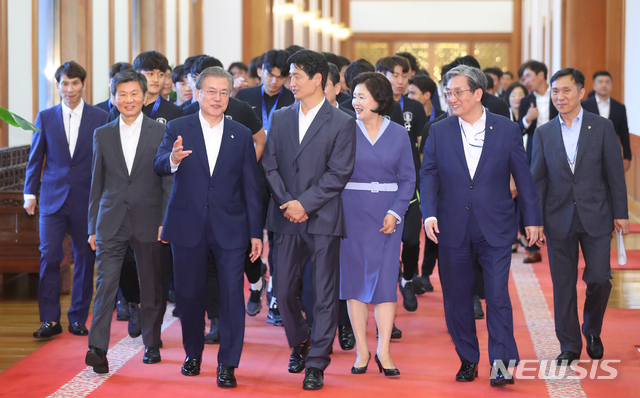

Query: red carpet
[1,247,639,397]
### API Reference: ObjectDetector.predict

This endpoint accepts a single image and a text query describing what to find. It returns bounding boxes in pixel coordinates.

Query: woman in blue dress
[340,72,415,376]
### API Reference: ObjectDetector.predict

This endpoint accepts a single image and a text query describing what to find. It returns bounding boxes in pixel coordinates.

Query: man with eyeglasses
[154,66,262,387]
[420,64,541,386]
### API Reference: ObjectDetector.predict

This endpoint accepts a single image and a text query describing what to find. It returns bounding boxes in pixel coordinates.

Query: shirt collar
[61,98,85,116]
[300,97,325,118]
[119,112,144,130]
[534,86,551,99]
[596,96,610,105]
[198,110,225,130]
[459,107,487,128]
[560,106,584,128]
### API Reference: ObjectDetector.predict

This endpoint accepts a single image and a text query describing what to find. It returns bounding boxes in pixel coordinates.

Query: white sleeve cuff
[522,117,531,129]
[424,216,437,229]
[169,157,180,173]
[388,210,402,224]
[24,194,36,201]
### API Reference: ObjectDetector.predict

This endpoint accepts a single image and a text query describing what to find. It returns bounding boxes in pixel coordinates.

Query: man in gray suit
[85,69,173,374]
[262,50,356,390]
[531,68,629,366]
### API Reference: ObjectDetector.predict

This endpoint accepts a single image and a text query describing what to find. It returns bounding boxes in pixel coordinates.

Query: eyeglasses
[444,89,472,100]
[202,89,230,98]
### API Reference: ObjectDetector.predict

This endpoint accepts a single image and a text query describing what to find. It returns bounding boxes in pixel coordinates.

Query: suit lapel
[188,114,211,176]
[211,120,233,179]
[449,117,472,181]
[54,105,72,161]
[289,102,301,149]
[75,105,92,158]
[575,111,594,170]
[295,101,331,159]
[472,114,497,180]
[108,120,130,176]
[551,116,574,175]
[129,116,153,176]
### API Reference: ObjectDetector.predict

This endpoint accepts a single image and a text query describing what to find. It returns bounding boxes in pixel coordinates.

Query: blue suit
[24,102,108,325]
[154,113,262,366]
[420,111,541,365]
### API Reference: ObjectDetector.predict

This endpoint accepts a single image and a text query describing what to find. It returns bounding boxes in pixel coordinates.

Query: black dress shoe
[378,324,403,339]
[288,338,310,373]
[374,354,400,376]
[399,281,418,312]
[418,275,434,292]
[584,333,604,359]
[33,321,62,339]
[490,362,514,386]
[338,324,356,351]
[128,303,141,338]
[303,367,324,390]
[85,346,109,374]
[143,346,161,364]
[456,360,478,382]
[217,364,237,388]
[473,295,484,319]
[68,322,88,336]
[351,352,371,374]
[556,351,580,366]
[181,356,202,376]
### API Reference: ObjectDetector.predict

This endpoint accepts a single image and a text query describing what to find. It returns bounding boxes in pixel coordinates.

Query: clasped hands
[281,200,308,223]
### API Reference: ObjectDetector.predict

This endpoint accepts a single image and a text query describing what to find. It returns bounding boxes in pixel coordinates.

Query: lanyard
[262,85,283,134]
[567,135,580,173]
[429,106,436,121]
[107,98,112,111]
[150,95,162,118]
[461,124,484,148]
[399,95,404,111]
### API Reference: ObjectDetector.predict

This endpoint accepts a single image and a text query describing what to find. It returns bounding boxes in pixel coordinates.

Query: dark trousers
[38,198,95,324]
[547,208,612,354]
[437,208,518,365]
[421,237,438,277]
[401,200,422,280]
[274,230,340,370]
[172,213,246,366]
[88,214,163,351]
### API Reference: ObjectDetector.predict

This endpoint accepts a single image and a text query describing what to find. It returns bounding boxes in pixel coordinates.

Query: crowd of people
[23,43,632,390]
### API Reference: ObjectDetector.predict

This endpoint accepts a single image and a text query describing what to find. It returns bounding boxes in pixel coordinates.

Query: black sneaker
[267,294,283,326]
[128,303,142,338]
[204,319,220,344]
[473,295,485,320]
[246,277,267,316]
[399,281,418,312]
[376,324,402,339]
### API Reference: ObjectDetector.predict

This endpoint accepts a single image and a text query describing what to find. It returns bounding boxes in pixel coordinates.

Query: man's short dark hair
[110,69,148,96]
[287,49,329,90]
[183,54,206,76]
[483,67,503,79]
[504,71,514,79]
[550,68,585,90]
[396,51,419,72]
[133,51,169,73]
[593,70,612,81]
[452,55,481,69]
[344,59,375,90]
[408,75,437,97]
[108,62,133,80]
[376,56,410,75]
[350,72,394,115]
[440,63,453,80]
[228,62,248,74]
[335,55,350,70]
[285,45,305,56]
[484,72,494,90]
[171,64,187,84]
[248,56,262,79]
[322,52,338,66]
[327,63,340,86]
[415,69,430,77]
[263,49,291,76]
[55,61,87,84]
[521,60,548,79]
[192,56,224,76]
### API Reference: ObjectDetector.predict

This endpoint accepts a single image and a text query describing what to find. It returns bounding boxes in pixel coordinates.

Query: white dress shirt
[560,107,584,174]
[171,111,224,176]
[596,96,610,119]
[522,86,551,129]
[61,99,85,158]
[119,113,144,175]
[298,98,325,144]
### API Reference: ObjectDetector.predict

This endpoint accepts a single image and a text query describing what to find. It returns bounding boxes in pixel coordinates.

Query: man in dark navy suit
[421,65,541,386]
[581,70,631,171]
[24,61,108,339]
[154,66,262,387]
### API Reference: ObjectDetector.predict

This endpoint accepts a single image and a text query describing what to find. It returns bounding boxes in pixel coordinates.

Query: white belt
[344,182,398,193]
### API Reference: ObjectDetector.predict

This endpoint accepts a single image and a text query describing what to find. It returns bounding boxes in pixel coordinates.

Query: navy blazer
[420,111,541,248]
[154,113,262,250]
[530,110,628,240]
[24,103,109,215]
[581,96,631,160]
[262,100,357,237]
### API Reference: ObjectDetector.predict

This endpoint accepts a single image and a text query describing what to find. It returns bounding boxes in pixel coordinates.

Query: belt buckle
[371,182,379,193]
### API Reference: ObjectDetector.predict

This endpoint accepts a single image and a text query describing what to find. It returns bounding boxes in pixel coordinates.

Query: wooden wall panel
[59,0,93,103]
[32,0,38,121]
[606,0,625,101]
[242,0,271,64]
[139,0,165,53]
[0,0,9,147]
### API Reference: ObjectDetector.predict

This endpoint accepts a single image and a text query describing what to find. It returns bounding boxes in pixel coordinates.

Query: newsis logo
[490,359,621,380]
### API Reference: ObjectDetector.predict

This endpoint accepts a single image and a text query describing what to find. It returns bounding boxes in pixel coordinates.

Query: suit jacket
[88,115,173,243]
[95,98,111,113]
[338,103,356,119]
[154,113,262,250]
[518,93,559,162]
[530,110,628,240]
[581,96,631,160]
[483,94,510,119]
[262,100,357,237]
[25,103,109,215]
[234,85,295,123]
[420,111,541,248]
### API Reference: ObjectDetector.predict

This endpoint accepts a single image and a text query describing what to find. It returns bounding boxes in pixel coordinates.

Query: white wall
[625,0,640,136]
[165,0,178,66]
[350,0,513,33]
[7,0,33,147]
[178,0,191,63]
[92,0,110,104]
[114,0,130,63]
[202,0,242,68]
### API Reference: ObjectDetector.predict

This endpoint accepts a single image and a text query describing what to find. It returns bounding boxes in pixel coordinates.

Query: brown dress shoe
[523,251,542,263]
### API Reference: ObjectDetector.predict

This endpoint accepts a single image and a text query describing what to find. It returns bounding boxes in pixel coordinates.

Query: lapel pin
[231,135,234,138]
[489,126,493,130]
[588,126,591,129]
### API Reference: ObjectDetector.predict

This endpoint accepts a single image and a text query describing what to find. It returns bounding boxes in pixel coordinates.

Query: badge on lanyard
[262,86,283,135]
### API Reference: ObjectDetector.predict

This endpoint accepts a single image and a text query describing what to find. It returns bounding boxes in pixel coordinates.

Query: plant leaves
[0,107,40,131]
